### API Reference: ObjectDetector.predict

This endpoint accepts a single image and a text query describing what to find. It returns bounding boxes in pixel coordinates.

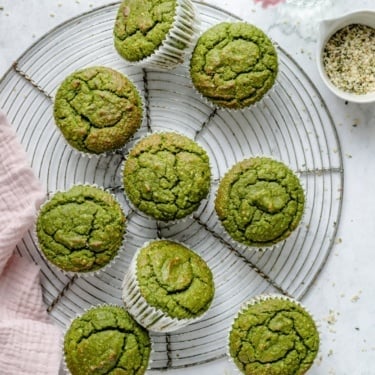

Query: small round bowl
[316,9,375,104]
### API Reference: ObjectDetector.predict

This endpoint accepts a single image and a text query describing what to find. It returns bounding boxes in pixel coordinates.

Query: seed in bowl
[322,24,375,95]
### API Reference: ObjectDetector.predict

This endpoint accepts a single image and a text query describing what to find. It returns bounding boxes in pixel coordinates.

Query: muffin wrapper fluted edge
[122,239,213,332]
[122,0,201,71]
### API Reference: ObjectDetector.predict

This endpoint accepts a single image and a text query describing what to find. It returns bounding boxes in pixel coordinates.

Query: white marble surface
[1,0,375,374]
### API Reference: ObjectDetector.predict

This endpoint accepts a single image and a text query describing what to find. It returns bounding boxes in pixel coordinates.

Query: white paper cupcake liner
[226,293,320,375]
[121,130,212,224]
[214,155,306,252]
[124,0,201,71]
[187,20,280,112]
[62,303,154,375]
[34,183,128,278]
[122,239,214,332]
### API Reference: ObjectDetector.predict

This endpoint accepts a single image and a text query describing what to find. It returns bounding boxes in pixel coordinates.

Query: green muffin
[53,66,143,154]
[36,185,126,273]
[215,157,305,248]
[228,296,319,375]
[123,132,211,221]
[113,0,197,69]
[190,22,278,109]
[122,240,215,332]
[64,305,151,375]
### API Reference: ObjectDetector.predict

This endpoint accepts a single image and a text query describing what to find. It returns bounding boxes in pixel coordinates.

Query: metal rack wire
[0,1,343,370]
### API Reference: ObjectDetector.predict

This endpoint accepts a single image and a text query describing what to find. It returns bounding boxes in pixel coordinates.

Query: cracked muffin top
[228,297,319,375]
[136,239,214,320]
[215,157,304,247]
[36,185,126,273]
[64,305,151,375]
[190,22,278,109]
[123,132,211,221]
[53,66,143,154]
[113,0,177,62]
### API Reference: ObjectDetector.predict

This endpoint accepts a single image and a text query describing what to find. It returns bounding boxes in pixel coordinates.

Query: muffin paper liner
[214,155,306,252]
[121,130,213,225]
[34,183,128,278]
[54,67,145,159]
[187,20,280,112]
[226,293,321,375]
[62,304,154,375]
[122,239,213,332]
[121,0,201,71]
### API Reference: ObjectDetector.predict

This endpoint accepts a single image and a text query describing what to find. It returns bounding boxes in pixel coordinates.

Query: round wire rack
[0,1,343,370]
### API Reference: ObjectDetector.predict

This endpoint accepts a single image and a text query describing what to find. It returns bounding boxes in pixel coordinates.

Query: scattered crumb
[5,12,9,16]
[345,153,352,158]
[324,309,339,325]
[340,293,345,298]
[0,6,4,11]
[328,349,334,356]
[355,327,360,331]
[50,12,55,17]
[58,2,63,7]
[335,237,342,244]
[351,290,362,303]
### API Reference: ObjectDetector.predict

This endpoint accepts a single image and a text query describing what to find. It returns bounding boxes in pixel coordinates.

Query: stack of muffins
[33,1,320,374]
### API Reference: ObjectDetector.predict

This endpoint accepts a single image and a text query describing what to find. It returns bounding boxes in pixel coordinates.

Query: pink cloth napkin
[0,111,62,374]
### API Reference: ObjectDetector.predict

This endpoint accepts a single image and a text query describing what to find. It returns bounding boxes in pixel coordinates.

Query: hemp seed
[322,24,375,95]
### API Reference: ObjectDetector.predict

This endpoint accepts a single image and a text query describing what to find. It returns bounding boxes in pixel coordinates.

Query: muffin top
[215,157,304,247]
[136,240,215,319]
[228,297,319,375]
[64,305,151,375]
[190,22,278,109]
[53,66,143,154]
[36,185,126,273]
[123,132,211,221]
[114,0,177,62]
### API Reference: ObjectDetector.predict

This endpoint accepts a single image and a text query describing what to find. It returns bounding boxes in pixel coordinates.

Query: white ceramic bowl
[317,9,375,104]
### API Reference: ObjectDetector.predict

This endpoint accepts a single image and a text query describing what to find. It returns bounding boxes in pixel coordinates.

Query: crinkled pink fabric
[0,111,62,375]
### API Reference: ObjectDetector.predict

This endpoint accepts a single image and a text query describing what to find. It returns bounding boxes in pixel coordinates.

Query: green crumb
[215,157,305,247]
[190,22,278,109]
[229,297,319,375]
[136,240,215,319]
[36,185,126,273]
[64,305,151,375]
[113,0,178,62]
[53,66,143,154]
[123,132,211,221]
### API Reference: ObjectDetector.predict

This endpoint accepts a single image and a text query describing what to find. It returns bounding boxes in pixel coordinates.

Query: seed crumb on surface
[323,24,375,95]
[351,290,362,303]
[324,309,338,325]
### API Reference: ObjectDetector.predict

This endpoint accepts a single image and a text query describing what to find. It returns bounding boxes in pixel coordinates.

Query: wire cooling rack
[0,1,343,370]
